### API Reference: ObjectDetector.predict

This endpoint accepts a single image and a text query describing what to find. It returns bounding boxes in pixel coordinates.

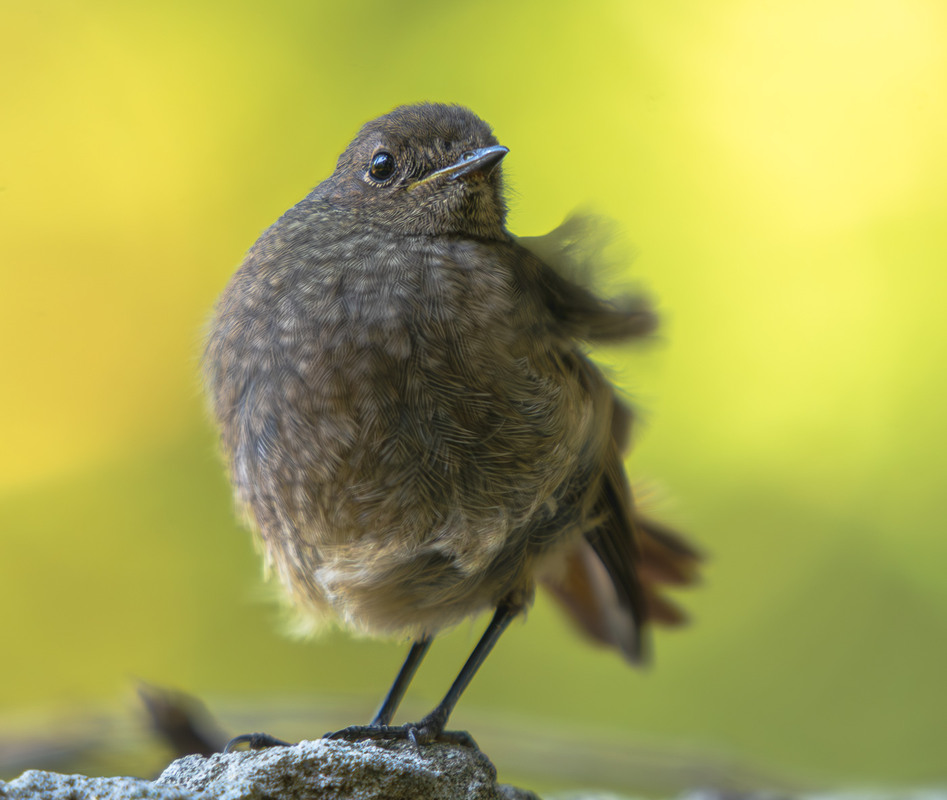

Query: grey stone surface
[158,737,538,799]
[0,739,541,799]
[0,769,191,799]
[3,741,942,800]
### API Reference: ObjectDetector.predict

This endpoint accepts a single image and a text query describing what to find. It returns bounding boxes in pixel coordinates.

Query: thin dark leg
[326,599,521,747]
[371,636,432,725]
[411,602,517,739]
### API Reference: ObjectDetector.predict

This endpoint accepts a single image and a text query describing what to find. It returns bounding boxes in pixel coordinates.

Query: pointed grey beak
[431,145,509,182]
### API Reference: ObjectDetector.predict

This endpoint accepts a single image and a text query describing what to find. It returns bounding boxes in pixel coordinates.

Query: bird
[202,102,700,750]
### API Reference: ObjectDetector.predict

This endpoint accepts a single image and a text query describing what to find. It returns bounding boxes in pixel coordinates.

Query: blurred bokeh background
[2,0,946,795]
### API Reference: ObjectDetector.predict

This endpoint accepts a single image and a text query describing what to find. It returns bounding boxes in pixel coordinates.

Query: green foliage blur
[2,0,946,792]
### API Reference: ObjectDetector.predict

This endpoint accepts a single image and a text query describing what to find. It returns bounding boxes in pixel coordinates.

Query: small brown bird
[203,103,699,749]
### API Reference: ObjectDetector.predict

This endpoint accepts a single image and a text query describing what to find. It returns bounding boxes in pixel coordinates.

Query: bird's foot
[223,732,292,752]
[324,714,477,749]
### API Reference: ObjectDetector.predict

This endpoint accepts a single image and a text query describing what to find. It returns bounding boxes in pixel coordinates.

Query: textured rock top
[0,738,541,800]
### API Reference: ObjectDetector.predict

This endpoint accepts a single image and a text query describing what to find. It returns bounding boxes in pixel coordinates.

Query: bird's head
[323,103,509,240]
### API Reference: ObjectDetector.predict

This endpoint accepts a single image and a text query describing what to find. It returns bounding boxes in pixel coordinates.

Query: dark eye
[368,152,396,182]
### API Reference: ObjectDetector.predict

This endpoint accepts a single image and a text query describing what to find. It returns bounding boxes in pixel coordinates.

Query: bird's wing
[517,223,701,662]
[581,441,650,662]
[514,214,657,344]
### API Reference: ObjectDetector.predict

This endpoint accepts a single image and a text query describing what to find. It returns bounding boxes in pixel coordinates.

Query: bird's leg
[326,599,521,747]
[371,636,433,725]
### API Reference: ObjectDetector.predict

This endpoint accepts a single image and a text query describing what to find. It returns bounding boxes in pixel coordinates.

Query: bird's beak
[422,145,509,185]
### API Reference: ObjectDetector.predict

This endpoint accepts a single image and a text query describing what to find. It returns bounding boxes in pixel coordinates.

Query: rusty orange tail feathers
[542,515,701,663]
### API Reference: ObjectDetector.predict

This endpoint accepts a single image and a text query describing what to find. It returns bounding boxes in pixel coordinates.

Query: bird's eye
[368,152,396,182]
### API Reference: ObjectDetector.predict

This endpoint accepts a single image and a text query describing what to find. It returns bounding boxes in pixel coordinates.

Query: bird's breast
[206,233,594,556]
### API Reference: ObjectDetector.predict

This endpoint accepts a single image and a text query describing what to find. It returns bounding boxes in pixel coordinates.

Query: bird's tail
[634,516,702,627]
[540,515,701,662]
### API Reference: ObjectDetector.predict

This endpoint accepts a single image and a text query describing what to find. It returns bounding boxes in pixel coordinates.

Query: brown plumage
[203,103,700,748]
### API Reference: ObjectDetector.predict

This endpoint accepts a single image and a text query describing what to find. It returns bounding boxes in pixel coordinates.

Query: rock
[0,770,189,799]
[157,738,539,799]
[0,739,541,799]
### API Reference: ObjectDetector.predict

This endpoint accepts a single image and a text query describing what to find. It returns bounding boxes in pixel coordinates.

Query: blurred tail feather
[542,539,644,662]
[542,516,701,661]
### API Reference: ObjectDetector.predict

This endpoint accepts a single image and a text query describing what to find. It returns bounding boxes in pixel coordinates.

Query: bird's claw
[323,722,477,749]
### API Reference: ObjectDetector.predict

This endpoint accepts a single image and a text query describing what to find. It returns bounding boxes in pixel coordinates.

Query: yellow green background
[2,0,946,794]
